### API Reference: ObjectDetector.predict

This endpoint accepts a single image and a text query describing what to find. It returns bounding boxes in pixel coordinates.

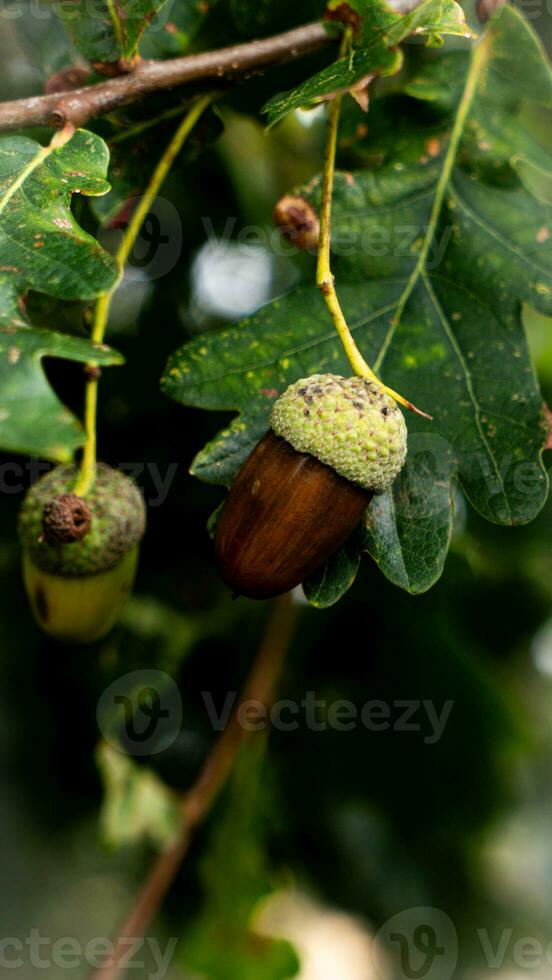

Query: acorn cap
[270,374,407,493]
[18,463,146,577]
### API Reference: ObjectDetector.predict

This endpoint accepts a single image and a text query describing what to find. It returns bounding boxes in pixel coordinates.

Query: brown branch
[0,22,331,133]
[90,592,299,980]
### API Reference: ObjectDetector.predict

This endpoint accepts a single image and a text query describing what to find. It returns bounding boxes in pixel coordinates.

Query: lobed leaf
[361,431,455,592]
[303,530,362,606]
[0,129,120,461]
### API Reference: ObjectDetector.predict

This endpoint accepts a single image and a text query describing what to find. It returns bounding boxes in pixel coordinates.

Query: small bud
[92,56,140,77]
[44,66,90,95]
[273,195,320,252]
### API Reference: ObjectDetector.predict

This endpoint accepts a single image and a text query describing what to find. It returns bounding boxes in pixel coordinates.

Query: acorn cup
[215,374,408,600]
[18,464,146,643]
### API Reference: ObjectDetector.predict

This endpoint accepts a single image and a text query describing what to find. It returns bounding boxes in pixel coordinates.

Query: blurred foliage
[97,742,181,848]
[180,742,300,979]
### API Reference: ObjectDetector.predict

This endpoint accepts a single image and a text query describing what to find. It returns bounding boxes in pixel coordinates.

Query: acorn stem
[75,92,215,497]
[315,28,348,302]
[315,31,432,422]
[75,359,99,497]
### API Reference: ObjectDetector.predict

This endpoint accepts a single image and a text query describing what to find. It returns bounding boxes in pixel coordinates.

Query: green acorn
[215,374,408,599]
[18,464,146,643]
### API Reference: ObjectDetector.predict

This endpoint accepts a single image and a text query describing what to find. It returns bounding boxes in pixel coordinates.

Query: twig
[0,22,330,133]
[315,34,432,420]
[90,592,299,980]
[74,93,214,496]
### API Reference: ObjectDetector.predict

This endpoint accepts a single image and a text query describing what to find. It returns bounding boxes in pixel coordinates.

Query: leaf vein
[423,272,513,522]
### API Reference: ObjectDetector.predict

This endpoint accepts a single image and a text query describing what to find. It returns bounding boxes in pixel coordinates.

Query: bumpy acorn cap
[270,374,407,493]
[18,463,146,577]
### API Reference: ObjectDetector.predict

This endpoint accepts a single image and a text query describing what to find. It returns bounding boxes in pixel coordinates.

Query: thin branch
[0,22,330,133]
[90,592,299,980]
[75,93,214,497]
[315,35,432,420]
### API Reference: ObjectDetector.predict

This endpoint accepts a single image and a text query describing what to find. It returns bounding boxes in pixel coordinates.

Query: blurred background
[1,0,552,976]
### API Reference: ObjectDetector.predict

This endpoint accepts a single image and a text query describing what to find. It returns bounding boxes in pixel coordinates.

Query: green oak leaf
[404,7,552,188]
[406,5,552,112]
[0,129,120,461]
[162,6,552,600]
[383,0,470,45]
[0,318,122,463]
[54,0,168,65]
[403,51,469,112]
[262,0,473,129]
[360,431,455,592]
[303,529,362,607]
[481,1,552,110]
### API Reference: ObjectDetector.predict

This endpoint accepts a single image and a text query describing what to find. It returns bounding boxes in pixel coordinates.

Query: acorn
[18,464,146,643]
[215,374,407,599]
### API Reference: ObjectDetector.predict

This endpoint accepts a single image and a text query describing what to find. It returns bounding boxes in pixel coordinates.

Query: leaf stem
[315,35,431,420]
[108,103,192,145]
[74,92,213,497]
[89,592,299,980]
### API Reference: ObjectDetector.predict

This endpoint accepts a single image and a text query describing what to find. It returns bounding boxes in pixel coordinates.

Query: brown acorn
[215,374,408,599]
